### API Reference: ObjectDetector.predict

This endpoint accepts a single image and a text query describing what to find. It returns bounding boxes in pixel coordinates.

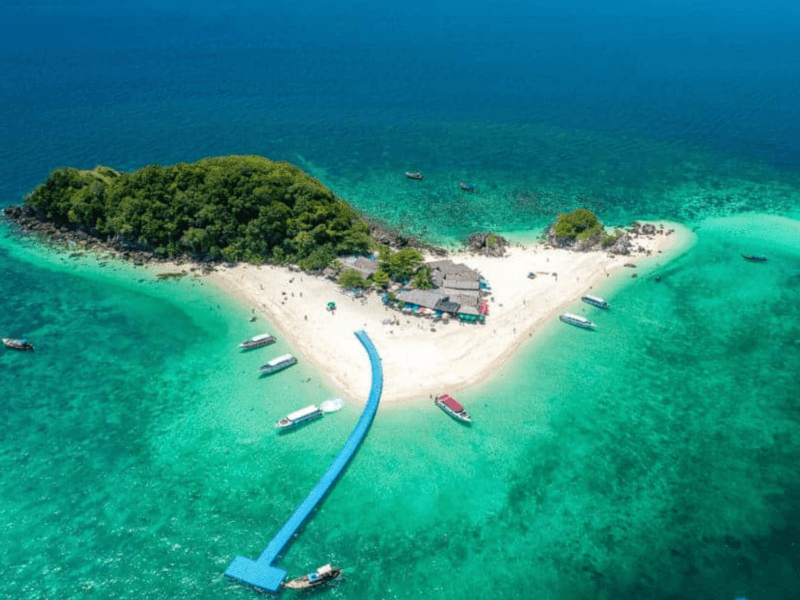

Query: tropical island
[3,155,694,402]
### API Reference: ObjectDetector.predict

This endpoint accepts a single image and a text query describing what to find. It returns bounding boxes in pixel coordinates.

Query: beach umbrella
[327,301,336,311]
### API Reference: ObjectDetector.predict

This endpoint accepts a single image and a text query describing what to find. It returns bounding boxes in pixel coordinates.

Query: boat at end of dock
[283,564,342,589]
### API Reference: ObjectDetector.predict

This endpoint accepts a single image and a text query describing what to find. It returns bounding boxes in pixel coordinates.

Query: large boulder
[547,225,603,251]
[641,223,657,235]
[466,232,510,257]
[608,235,632,255]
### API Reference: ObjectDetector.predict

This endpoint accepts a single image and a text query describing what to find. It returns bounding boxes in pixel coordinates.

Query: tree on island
[412,266,434,290]
[552,208,604,242]
[550,208,629,252]
[370,269,389,289]
[379,247,424,282]
[338,268,368,290]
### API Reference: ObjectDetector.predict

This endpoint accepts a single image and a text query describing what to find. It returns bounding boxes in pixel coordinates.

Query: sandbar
[178,222,694,403]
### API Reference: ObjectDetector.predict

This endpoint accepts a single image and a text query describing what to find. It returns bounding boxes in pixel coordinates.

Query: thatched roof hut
[439,287,480,300]
[445,280,481,291]
[345,256,379,280]
[395,290,443,311]
[427,259,482,285]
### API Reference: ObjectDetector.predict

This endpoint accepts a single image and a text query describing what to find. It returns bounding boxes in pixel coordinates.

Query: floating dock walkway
[225,330,383,593]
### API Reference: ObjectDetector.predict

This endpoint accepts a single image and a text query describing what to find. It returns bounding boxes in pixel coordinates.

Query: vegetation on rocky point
[23,155,372,268]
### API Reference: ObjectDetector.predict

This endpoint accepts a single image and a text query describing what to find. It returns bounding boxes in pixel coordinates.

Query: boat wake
[320,398,346,413]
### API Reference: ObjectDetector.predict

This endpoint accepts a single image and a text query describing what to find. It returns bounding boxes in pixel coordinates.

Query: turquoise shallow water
[3,214,800,600]
[3,2,800,599]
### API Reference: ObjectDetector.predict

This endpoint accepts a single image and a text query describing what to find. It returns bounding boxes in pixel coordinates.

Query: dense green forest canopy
[552,208,604,241]
[25,155,372,268]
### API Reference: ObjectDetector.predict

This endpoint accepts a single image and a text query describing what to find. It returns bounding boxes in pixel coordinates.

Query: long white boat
[275,404,323,429]
[260,353,297,374]
[238,333,276,349]
[581,294,608,309]
[559,313,596,329]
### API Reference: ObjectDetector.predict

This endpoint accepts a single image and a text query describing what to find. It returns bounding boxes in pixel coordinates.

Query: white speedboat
[581,294,608,309]
[275,404,323,429]
[238,333,276,349]
[260,353,297,374]
[559,313,595,329]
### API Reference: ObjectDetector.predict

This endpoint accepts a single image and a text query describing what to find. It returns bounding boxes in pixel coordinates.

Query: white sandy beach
[187,222,694,403]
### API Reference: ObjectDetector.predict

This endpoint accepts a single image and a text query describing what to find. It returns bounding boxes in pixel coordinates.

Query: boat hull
[3,338,34,351]
[260,357,298,374]
[283,567,342,589]
[275,412,322,429]
[239,335,276,349]
[581,295,608,309]
[742,254,767,263]
[559,314,595,329]
[434,397,472,423]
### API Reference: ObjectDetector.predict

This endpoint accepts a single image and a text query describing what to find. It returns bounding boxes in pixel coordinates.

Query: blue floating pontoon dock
[225,330,383,593]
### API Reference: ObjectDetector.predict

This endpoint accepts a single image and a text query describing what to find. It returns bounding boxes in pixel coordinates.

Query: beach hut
[349,256,380,280]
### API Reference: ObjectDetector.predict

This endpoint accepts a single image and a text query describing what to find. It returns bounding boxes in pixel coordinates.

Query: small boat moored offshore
[559,313,596,329]
[238,333,276,349]
[742,254,768,263]
[3,338,35,351]
[434,394,472,423]
[260,353,298,374]
[581,294,609,309]
[275,404,324,429]
[459,181,476,192]
[283,564,342,589]
[405,171,424,180]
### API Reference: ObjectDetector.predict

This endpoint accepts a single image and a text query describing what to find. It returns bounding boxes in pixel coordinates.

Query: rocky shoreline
[3,202,517,266]
[3,204,199,269]
[547,219,675,256]
[3,202,671,272]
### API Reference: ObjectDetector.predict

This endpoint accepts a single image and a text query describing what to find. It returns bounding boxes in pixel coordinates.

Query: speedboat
[581,294,608,309]
[3,338,34,351]
[405,171,424,180]
[260,353,297,374]
[434,394,472,423]
[459,181,476,192]
[283,564,342,589]
[275,404,323,429]
[742,254,767,263]
[238,333,276,349]
[559,313,595,329]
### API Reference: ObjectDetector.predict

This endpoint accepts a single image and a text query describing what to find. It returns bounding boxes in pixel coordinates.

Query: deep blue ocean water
[2,1,800,598]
